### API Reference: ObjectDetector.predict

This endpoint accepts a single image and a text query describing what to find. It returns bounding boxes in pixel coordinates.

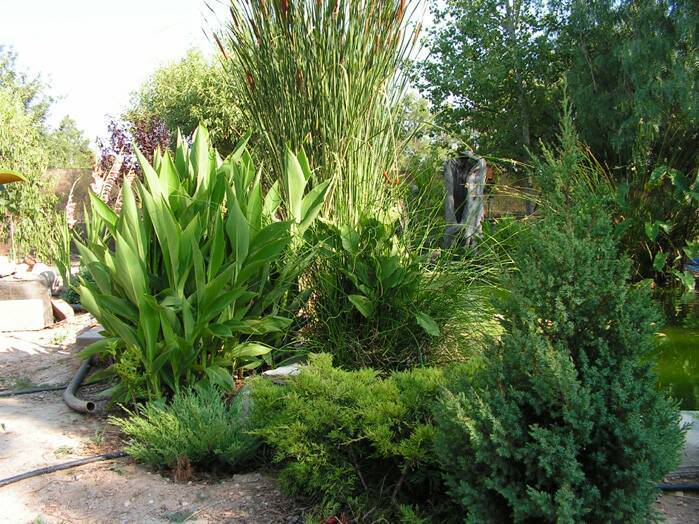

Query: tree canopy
[124,49,244,155]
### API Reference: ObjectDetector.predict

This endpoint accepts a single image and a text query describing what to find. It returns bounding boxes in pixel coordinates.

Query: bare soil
[0,314,295,523]
[1,313,697,523]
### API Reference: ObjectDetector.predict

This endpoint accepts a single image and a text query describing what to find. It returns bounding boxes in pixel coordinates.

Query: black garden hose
[0,451,127,488]
[658,482,699,491]
[0,384,67,397]
[63,356,98,413]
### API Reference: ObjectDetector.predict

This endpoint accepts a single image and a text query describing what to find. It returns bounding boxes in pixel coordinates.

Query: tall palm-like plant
[217,0,421,225]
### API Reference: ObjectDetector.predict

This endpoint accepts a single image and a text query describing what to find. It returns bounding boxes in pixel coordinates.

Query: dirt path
[0,314,698,523]
[0,315,295,523]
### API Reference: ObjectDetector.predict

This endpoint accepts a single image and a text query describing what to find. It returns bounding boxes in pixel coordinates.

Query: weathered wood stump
[443,152,487,248]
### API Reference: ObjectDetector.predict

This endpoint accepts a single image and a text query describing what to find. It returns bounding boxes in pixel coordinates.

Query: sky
[0,0,229,148]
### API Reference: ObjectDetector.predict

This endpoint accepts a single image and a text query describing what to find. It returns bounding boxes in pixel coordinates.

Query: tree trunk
[504,0,535,214]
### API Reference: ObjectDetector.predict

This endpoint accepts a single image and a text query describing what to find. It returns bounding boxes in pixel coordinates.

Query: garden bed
[0,315,298,523]
[0,315,696,522]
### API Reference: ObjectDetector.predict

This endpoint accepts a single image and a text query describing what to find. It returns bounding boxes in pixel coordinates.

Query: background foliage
[0,47,94,261]
[125,49,243,155]
[419,0,698,280]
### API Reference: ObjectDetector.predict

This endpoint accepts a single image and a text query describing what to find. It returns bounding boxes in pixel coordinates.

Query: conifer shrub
[111,385,258,474]
[249,354,452,521]
[433,129,685,523]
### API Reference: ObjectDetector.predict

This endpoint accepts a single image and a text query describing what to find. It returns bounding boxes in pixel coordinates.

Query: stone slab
[74,325,105,350]
[0,279,53,331]
[51,298,75,322]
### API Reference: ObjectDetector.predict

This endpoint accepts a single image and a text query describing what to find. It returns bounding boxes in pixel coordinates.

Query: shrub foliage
[250,353,448,520]
[433,134,685,523]
[112,385,257,472]
[306,216,488,370]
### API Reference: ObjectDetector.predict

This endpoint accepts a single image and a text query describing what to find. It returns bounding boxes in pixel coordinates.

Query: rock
[75,326,105,349]
[31,263,63,295]
[262,364,301,381]
[0,277,53,331]
[51,298,75,322]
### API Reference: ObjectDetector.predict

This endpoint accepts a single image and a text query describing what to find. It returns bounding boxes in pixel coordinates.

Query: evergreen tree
[433,120,685,523]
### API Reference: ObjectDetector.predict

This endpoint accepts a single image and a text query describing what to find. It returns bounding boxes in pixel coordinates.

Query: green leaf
[648,165,668,187]
[191,125,212,191]
[77,337,119,359]
[414,312,440,336]
[204,366,235,388]
[227,197,250,265]
[299,179,330,232]
[653,251,669,272]
[644,221,660,241]
[284,148,306,222]
[88,192,117,233]
[348,294,374,318]
[229,342,273,359]
[263,180,282,218]
[671,269,696,293]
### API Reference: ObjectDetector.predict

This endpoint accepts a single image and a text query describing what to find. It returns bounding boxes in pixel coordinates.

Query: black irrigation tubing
[658,482,699,492]
[0,451,127,488]
[0,384,68,397]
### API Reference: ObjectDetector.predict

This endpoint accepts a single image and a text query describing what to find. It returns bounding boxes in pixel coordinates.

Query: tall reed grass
[217,0,421,224]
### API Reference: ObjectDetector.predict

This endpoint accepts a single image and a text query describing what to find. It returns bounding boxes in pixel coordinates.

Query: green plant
[307,216,433,368]
[111,385,257,472]
[433,125,685,523]
[250,353,451,521]
[76,125,328,403]
[613,164,699,287]
[217,0,419,225]
[125,49,244,155]
[305,210,510,370]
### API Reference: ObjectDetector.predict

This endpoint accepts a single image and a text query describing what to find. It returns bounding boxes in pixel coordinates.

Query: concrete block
[75,325,105,349]
[0,278,53,331]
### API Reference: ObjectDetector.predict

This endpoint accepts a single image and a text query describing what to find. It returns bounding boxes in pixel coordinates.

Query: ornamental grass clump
[433,121,685,523]
[76,125,328,403]
[217,0,420,225]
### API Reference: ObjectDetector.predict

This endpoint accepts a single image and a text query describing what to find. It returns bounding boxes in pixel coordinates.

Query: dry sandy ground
[0,315,295,523]
[0,313,698,523]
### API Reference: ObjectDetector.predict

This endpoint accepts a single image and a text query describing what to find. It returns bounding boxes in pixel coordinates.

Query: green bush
[250,353,450,521]
[125,49,243,155]
[0,75,61,262]
[305,215,503,370]
[76,125,328,403]
[433,129,685,523]
[112,385,257,473]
